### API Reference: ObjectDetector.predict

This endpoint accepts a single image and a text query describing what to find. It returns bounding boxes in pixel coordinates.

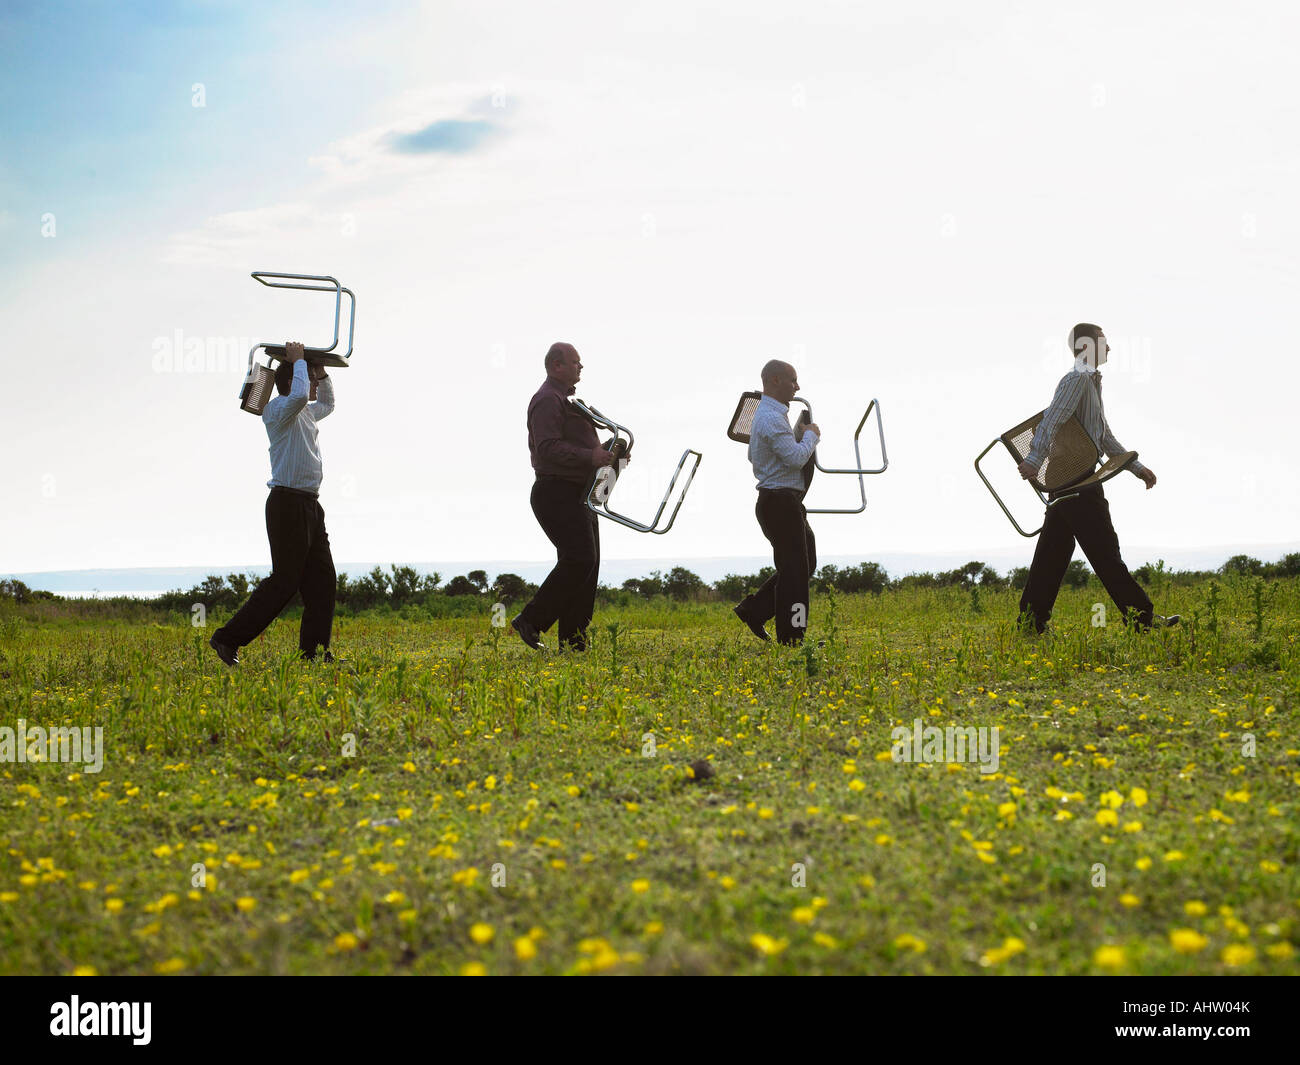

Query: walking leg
[759,495,811,645]
[298,501,337,657]
[1017,499,1077,633]
[738,497,778,623]
[1071,488,1154,628]
[214,493,311,649]
[559,508,600,650]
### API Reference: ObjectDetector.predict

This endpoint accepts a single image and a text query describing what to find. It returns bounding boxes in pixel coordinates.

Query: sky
[1,0,1298,578]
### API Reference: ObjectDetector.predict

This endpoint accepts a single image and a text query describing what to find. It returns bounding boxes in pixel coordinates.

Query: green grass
[0,576,1297,975]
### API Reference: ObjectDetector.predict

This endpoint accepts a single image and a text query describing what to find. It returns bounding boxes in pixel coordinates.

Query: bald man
[512,342,617,652]
[733,360,822,646]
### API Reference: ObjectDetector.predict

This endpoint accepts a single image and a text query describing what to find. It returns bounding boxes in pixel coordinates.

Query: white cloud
[163,203,347,266]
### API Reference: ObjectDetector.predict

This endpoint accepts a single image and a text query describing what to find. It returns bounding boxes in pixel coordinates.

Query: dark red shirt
[527,377,599,483]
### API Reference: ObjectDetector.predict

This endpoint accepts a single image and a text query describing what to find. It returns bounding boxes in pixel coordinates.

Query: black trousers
[1018,484,1153,633]
[739,488,817,645]
[520,477,600,649]
[214,488,336,656]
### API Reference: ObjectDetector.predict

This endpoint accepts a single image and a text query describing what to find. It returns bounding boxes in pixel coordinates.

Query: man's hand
[1017,460,1040,481]
[1138,467,1157,490]
[592,447,615,468]
[308,363,328,382]
[804,422,821,439]
[285,341,305,363]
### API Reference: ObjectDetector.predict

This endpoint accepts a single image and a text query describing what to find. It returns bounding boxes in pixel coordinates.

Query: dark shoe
[511,615,545,650]
[777,636,825,649]
[301,649,343,664]
[1156,614,1181,628]
[733,605,771,642]
[209,636,239,666]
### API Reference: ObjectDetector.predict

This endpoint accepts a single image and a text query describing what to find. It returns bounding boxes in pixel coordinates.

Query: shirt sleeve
[1100,418,1148,477]
[1024,373,1087,470]
[760,410,818,468]
[531,393,596,468]
[309,374,334,421]
[262,361,310,432]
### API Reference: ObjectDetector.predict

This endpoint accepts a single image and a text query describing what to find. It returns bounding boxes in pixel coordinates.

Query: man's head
[545,342,582,388]
[1069,323,1108,370]
[761,359,800,404]
[274,358,319,399]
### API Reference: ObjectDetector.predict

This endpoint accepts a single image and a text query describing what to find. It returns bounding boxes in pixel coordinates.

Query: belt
[270,485,319,500]
[758,487,805,501]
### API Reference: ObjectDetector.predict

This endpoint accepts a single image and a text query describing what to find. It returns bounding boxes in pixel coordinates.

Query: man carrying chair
[512,342,620,652]
[210,341,338,665]
[734,359,821,646]
[1016,323,1177,634]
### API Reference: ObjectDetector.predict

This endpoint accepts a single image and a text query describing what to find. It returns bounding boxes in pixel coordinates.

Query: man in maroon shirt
[512,342,618,651]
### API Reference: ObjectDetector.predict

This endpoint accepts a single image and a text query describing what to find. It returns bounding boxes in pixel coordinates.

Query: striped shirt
[748,394,820,491]
[1025,365,1146,477]
[263,361,334,493]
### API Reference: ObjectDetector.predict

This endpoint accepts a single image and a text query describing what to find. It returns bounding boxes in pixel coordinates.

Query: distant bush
[1222,554,1266,578]
[1272,553,1300,578]
[0,578,57,604]
[664,567,705,601]
[1063,560,1091,589]
[815,562,889,595]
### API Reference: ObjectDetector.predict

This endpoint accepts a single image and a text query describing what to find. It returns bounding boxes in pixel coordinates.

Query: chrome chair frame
[572,399,702,535]
[974,411,1137,537]
[727,392,888,515]
[239,271,356,414]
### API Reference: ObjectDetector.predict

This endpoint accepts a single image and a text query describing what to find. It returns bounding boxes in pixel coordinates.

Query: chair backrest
[728,391,815,489]
[727,391,763,443]
[239,364,277,416]
[1000,412,1099,493]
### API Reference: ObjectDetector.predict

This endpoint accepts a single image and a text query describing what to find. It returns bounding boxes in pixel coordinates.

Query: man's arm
[1021,372,1087,475]
[309,367,334,421]
[263,359,310,432]
[531,394,610,468]
[1100,418,1153,486]
[760,409,819,469]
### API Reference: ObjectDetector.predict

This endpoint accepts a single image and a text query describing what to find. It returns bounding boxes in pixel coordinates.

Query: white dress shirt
[263,361,334,493]
[1025,364,1147,477]
[748,394,820,491]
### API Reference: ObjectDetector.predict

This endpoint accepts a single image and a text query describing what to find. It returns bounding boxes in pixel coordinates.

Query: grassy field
[1,576,1297,975]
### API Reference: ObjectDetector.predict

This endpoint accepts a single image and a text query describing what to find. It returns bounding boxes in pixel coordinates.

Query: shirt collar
[544,376,576,397]
[759,392,789,412]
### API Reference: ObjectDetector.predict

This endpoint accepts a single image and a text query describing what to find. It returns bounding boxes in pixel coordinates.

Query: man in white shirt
[210,341,338,665]
[1015,323,1175,633]
[733,359,822,645]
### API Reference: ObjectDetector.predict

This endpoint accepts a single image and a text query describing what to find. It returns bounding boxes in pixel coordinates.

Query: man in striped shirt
[734,359,822,645]
[1016,323,1174,633]
[210,341,338,665]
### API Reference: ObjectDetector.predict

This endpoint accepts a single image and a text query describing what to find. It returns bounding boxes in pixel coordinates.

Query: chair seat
[262,344,350,368]
[1060,450,1138,492]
